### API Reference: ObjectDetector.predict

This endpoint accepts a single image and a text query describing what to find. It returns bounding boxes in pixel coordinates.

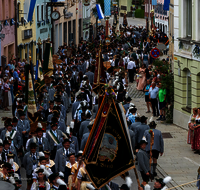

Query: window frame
[37,5,40,22]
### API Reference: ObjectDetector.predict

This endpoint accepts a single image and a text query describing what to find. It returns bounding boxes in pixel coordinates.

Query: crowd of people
[0,21,173,190]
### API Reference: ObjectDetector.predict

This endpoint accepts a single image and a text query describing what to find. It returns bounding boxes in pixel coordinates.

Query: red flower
[39,185,45,188]
[164,74,165,77]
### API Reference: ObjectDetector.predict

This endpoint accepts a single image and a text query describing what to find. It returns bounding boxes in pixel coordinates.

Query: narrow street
[1,80,198,189]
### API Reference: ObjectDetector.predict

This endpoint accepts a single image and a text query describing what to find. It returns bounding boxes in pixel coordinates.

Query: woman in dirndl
[31,168,50,190]
[192,108,200,153]
[188,108,197,144]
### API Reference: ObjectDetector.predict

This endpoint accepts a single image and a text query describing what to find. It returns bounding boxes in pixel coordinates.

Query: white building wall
[174,0,179,53]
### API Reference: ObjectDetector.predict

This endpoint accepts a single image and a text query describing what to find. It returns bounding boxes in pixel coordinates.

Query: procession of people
[0,18,175,190]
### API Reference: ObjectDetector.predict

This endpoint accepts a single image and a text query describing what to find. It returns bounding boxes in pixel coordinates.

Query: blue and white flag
[152,0,157,5]
[104,0,111,16]
[24,0,37,22]
[96,4,104,19]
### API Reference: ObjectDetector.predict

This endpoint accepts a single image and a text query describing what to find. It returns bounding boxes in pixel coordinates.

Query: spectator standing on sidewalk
[149,82,159,117]
[157,83,167,121]
[143,79,151,113]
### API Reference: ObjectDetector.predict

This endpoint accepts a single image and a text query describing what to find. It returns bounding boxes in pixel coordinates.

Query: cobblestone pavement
[127,82,199,190]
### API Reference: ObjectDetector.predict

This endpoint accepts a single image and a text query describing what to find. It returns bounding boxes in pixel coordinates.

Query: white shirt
[123,57,130,64]
[127,61,136,70]
[109,59,115,67]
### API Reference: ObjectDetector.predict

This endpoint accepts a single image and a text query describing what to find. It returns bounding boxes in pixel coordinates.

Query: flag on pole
[35,60,39,80]
[163,0,170,10]
[83,92,134,189]
[152,0,157,6]
[96,4,104,19]
[104,0,111,16]
[24,0,37,22]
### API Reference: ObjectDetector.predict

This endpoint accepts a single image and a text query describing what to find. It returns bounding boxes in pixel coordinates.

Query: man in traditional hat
[123,96,132,113]
[67,126,79,155]
[46,122,64,160]
[137,137,150,187]
[135,116,150,149]
[0,119,22,150]
[17,110,30,148]
[54,95,67,120]
[144,121,164,177]
[48,81,57,101]
[72,94,82,120]
[50,116,66,133]
[12,117,23,138]
[47,107,65,125]
[80,119,94,151]
[129,116,141,134]
[44,150,55,173]
[85,67,94,86]
[3,138,18,164]
[79,110,92,140]
[23,142,39,189]
[54,138,75,173]
[27,124,50,152]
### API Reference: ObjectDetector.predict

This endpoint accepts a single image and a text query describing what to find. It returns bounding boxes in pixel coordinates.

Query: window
[41,5,44,20]
[64,22,67,43]
[187,70,191,108]
[37,6,39,21]
[73,19,76,45]
[186,0,192,37]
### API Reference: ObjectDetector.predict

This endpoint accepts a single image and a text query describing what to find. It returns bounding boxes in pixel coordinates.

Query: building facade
[82,5,90,41]
[17,0,36,65]
[154,0,169,35]
[0,0,16,66]
[144,0,153,18]
[173,0,200,129]
[53,0,83,53]
[35,0,52,60]
[119,0,132,17]
[168,0,174,70]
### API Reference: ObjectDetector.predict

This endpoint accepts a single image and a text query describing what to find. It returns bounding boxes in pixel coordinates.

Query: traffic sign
[0,34,5,39]
[150,48,160,59]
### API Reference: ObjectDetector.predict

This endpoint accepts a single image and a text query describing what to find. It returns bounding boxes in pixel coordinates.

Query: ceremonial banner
[83,95,134,189]
[104,0,111,16]
[27,72,37,115]
[93,51,106,95]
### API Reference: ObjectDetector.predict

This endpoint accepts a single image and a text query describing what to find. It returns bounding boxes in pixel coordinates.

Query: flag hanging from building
[83,93,134,189]
[96,4,104,19]
[24,0,37,22]
[163,0,170,10]
[152,0,157,6]
[104,0,111,16]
